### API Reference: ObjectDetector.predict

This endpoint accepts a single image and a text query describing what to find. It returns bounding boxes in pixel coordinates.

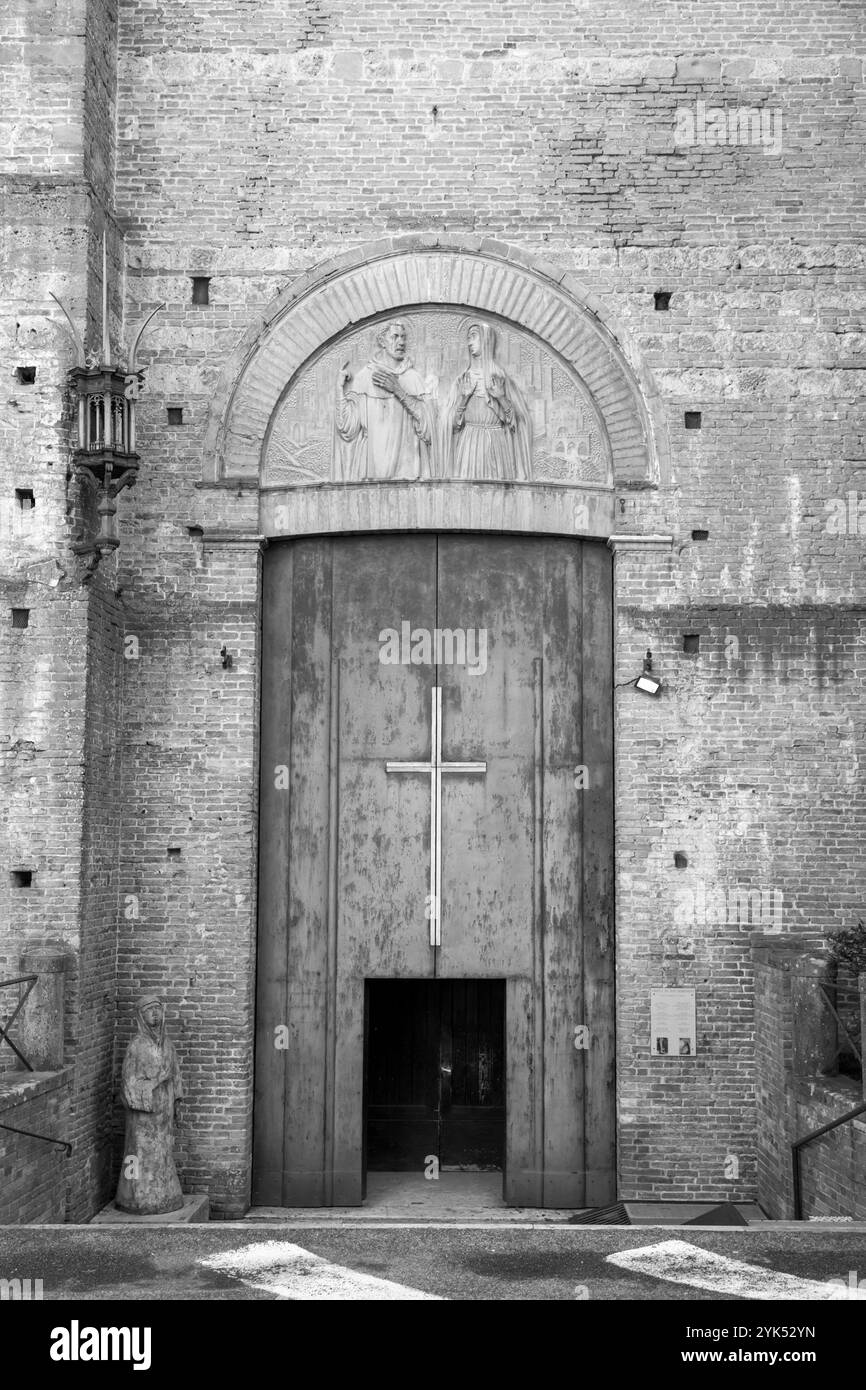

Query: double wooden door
[254,534,614,1207]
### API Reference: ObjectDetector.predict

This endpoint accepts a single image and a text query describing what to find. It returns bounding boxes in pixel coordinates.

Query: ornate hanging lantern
[52,232,163,563]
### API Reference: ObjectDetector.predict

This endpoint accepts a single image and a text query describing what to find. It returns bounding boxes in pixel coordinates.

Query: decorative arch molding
[203,236,669,508]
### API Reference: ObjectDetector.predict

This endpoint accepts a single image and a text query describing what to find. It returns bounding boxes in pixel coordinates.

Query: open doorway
[365,980,506,1182]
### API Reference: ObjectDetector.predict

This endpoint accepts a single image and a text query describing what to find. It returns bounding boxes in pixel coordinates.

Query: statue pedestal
[91,1193,210,1224]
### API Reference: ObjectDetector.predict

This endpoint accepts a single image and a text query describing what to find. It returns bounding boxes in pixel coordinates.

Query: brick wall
[614,581,866,1199]
[1,0,864,1213]
[0,0,123,1221]
[65,579,124,1220]
[0,1071,72,1223]
[113,537,261,1217]
[753,936,865,1219]
[113,1,865,1209]
[0,0,88,177]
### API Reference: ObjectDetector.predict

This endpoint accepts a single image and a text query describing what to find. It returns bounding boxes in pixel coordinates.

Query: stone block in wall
[17,949,67,1071]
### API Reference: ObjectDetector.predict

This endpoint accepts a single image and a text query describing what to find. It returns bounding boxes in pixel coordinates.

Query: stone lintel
[260,481,614,540]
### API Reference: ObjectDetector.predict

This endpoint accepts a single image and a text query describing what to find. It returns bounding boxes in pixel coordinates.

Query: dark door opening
[365,980,505,1174]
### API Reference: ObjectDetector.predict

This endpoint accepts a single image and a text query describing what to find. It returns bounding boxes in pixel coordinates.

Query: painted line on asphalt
[200,1239,444,1300]
[607,1239,866,1299]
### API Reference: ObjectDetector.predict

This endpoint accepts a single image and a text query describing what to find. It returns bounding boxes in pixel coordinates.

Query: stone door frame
[195,237,672,1212]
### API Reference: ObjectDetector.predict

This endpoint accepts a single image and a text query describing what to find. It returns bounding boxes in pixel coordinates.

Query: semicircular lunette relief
[261,309,613,489]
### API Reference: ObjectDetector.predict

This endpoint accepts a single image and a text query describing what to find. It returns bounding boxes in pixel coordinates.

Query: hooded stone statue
[114,993,184,1216]
[439,320,532,480]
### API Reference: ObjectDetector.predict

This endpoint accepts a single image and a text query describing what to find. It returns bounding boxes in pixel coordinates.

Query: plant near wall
[826,920,866,976]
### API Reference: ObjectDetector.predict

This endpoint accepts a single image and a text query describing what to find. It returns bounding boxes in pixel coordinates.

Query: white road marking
[608,1239,866,1299]
[200,1240,444,1300]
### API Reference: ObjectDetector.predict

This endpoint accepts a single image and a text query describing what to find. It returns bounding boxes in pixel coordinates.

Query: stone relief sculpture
[439,321,532,480]
[335,319,436,481]
[264,310,612,489]
[114,994,185,1216]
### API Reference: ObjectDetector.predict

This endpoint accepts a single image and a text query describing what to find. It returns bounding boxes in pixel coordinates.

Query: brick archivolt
[203,236,665,489]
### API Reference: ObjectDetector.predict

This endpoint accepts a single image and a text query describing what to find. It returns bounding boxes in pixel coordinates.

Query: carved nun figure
[440,321,532,480]
[115,994,184,1215]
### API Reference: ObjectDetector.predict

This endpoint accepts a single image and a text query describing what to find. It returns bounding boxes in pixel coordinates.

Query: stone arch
[203,235,669,502]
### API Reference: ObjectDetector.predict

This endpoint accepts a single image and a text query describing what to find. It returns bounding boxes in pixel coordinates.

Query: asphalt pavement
[2,1222,865,1301]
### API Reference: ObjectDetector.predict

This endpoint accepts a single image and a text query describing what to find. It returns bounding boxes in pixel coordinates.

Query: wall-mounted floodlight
[635,650,662,697]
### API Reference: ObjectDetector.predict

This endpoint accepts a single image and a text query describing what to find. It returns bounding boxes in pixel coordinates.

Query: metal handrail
[0,975,38,1070]
[792,1100,866,1219]
[0,1121,72,1155]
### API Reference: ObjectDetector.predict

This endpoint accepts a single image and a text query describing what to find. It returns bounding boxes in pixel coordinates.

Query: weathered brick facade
[1,1,863,1217]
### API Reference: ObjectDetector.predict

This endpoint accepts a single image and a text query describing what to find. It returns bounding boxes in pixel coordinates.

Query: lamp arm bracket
[128,302,166,376]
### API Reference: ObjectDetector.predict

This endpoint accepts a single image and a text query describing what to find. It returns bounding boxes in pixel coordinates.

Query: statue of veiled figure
[114,994,184,1216]
[439,321,533,480]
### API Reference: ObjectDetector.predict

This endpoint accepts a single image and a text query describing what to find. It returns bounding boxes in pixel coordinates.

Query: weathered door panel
[578,542,616,1205]
[254,541,334,1206]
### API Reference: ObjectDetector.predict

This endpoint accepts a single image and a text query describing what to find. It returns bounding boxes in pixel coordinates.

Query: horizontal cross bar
[386,761,487,774]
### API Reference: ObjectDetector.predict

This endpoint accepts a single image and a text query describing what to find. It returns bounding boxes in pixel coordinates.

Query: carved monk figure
[114,994,184,1216]
[335,319,434,480]
[440,321,532,480]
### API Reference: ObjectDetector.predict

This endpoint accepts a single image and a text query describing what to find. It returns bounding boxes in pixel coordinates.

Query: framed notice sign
[650,988,697,1058]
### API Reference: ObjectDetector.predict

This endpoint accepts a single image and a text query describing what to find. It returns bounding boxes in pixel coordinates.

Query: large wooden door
[254,535,614,1207]
[366,979,505,1171]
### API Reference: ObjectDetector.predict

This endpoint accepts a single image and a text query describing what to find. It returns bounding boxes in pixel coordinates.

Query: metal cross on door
[385,686,486,946]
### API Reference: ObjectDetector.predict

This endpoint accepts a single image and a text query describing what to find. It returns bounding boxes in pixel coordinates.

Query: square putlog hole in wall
[16,366,37,384]
[683,634,700,654]
[11,869,33,888]
[167,408,184,425]
[191,277,210,305]
[15,488,35,510]
[674,852,689,869]
[11,608,30,628]
[684,411,702,430]
[653,291,672,311]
